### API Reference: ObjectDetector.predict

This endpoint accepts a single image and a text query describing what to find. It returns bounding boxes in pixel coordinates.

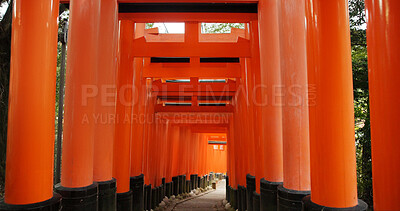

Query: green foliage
[349,0,373,207]
[201,23,244,33]
[352,43,372,206]
[349,0,366,28]
[55,44,64,142]
[0,0,11,198]
[146,23,155,29]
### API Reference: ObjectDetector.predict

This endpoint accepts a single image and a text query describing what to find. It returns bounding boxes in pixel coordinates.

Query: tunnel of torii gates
[0,0,399,211]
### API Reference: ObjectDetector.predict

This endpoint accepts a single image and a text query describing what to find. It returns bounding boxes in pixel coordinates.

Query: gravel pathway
[173,180,226,211]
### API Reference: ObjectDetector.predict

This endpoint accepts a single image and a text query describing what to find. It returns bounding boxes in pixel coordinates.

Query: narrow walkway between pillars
[173,180,226,211]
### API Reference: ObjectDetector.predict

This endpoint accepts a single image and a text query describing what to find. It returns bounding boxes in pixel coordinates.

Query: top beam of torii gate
[60,0,258,3]
[60,1,258,22]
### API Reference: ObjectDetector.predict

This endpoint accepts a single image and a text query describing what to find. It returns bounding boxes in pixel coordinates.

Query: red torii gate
[1,0,399,211]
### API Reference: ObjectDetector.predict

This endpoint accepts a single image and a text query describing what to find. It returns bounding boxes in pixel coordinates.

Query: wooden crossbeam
[152,79,237,95]
[155,104,234,113]
[119,12,257,22]
[131,22,251,57]
[131,36,251,57]
[61,0,258,3]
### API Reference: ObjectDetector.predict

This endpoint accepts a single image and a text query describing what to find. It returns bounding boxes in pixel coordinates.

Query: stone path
[173,180,226,211]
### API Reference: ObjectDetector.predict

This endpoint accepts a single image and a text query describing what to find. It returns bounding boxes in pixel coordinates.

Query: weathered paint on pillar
[366,0,400,209]
[306,0,358,208]
[258,0,284,183]
[61,0,101,188]
[278,0,311,191]
[4,0,59,204]
[113,20,134,194]
[93,0,118,183]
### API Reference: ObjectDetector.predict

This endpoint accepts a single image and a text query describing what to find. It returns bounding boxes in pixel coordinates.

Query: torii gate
[0,0,399,211]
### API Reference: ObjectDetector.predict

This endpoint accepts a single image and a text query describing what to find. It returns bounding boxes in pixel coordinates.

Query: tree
[0,0,11,198]
[201,23,244,33]
[349,0,373,207]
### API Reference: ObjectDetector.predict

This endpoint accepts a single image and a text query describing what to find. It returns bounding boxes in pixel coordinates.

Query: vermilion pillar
[130,57,144,178]
[233,99,244,210]
[303,0,367,210]
[113,20,134,210]
[93,0,118,210]
[248,20,264,211]
[164,121,174,198]
[141,84,151,211]
[56,0,101,210]
[258,0,284,210]
[366,0,400,210]
[0,0,61,210]
[190,132,200,190]
[171,126,181,196]
[277,0,311,209]
[130,23,145,211]
[227,115,237,206]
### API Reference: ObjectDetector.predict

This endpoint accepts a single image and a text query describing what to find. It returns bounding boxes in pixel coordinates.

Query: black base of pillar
[198,177,201,189]
[237,186,242,211]
[238,185,247,211]
[130,174,144,211]
[195,174,199,188]
[144,185,151,211]
[253,192,260,211]
[159,185,164,203]
[172,177,179,196]
[226,176,230,201]
[177,176,182,195]
[186,180,191,193]
[190,174,196,190]
[157,187,161,206]
[166,182,172,198]
[0,194,61,211]
[151,188,157,209]
[302,196,368,211]
[155,187,159,206]
[246,174,256,211]
[159,185,163,203]
[277,185,310,211]
[178,175,184,195]
[117,191,132,211]
[260,178,282,211]
[227,186,231,203]
[182,175,186,193]
[97,178,117,211]
[55,183,98,211]
[230,187,237,209]
[161,178,166,201]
